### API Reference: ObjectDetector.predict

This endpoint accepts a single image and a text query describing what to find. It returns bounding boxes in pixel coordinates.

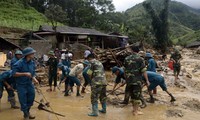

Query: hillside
[175,30,200,46]
[0,1,49,30]
[125,0,200,44]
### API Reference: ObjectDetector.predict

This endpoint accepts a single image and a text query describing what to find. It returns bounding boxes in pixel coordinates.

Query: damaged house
[21,25,128,56]
[0,37,21,67]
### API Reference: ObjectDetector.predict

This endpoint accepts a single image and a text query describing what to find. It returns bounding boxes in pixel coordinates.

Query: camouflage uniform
[124,54,146,105]
[171,51,182,76]
[87,59,107,104]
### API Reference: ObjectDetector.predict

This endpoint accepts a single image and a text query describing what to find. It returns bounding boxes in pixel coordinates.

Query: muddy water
[0,85,199,120]
[0,86,166,120]
[1,49,200,120]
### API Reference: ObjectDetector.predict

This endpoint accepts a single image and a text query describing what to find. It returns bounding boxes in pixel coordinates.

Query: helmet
[48,51,55,56]
[57,63,64,68]
[112,66,119,73]
[15,50,23,55]
[82,60,90,65]
[23,47,36,56]
[145,53,152,58]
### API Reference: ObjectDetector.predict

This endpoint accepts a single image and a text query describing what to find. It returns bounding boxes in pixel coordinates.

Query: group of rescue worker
[0,47,38,120]
[0,45,182,119]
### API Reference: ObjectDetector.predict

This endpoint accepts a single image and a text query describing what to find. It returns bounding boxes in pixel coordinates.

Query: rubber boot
[169,94,176,102]
[71,87,73,93]
[120,92,129,105]
[140,96,147,109]
[64,90,69,96]
[99,103,106,113]
[10,97,20,109]
[24,111,29,120]
[28,108,35,119]
[147,95,155,103]
[76,86,81,96]
[88,103,98,117]
[76,92,81,96]
[81,87,86,93]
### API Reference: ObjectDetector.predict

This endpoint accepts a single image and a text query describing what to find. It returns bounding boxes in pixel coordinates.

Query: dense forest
[0,0,200,47]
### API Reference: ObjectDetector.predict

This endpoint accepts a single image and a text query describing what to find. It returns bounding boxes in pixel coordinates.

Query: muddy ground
[1,48,200,120]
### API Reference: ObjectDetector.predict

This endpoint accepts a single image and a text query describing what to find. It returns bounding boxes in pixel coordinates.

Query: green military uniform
[87,59,107,116]
[124,54,146,105]
[171,50,182,76]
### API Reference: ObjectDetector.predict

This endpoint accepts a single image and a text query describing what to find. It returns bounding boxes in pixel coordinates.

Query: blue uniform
[0,70,16,107]
[60,66,70,85]
[67,76,81,87]
[147,58,156,72]
[10,57,20,89]
[144,71,167,91]
[11,57,19,70]
[115,68,125,84]
[12,58,36,113]
[62,59,71,68]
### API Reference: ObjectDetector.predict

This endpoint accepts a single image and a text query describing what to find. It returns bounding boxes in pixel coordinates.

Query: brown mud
[1,48,200,120]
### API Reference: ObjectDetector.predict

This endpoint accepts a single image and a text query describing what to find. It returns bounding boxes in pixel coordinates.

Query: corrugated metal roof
[0,37,21,50]
[39,25,108,36]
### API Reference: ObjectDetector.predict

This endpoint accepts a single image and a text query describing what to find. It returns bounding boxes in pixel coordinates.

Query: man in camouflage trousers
[124,46,149,115]
[87,54,107,117]
[170,49,182,85]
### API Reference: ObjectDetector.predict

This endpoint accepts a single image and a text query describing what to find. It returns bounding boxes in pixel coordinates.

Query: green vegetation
[0,0,200,47]
[125,0,200,46]
[0,1,49,30]
[175,30,200,46]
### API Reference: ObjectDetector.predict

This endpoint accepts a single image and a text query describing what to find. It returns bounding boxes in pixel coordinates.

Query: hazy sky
[113,0,200,11]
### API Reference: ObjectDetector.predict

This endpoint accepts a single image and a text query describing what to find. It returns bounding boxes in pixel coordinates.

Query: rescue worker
[57,63,70,96]
[124,46,149,115]
[87,54,107,117]
[54,48,61,60]
[170,49,182,85]
[145,53,156,72]
[111,66,126,91]
[111,66,130,104]
[11,50,23,69]
[62,48,72,68]
[81,60,91,93]
[145,53,157,94]
[12,47,39,120]
[10,50,23,91]
[0,70,19,110]
[143,71,176,103]
[84,49,91,59]
[65,63,83,96]
[112,67,147,108]
[46,51,58,92]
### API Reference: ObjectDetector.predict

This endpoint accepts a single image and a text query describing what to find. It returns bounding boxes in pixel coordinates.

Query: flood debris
[166,109,184,118]
[183,99,200,112]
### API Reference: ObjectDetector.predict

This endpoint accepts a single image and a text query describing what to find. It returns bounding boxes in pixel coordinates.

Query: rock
[186,72,192,79]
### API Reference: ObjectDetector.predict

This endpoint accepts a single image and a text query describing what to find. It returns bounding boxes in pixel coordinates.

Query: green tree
[143,0,171,53]
[28,0,46,13]
[45,4,68,29]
